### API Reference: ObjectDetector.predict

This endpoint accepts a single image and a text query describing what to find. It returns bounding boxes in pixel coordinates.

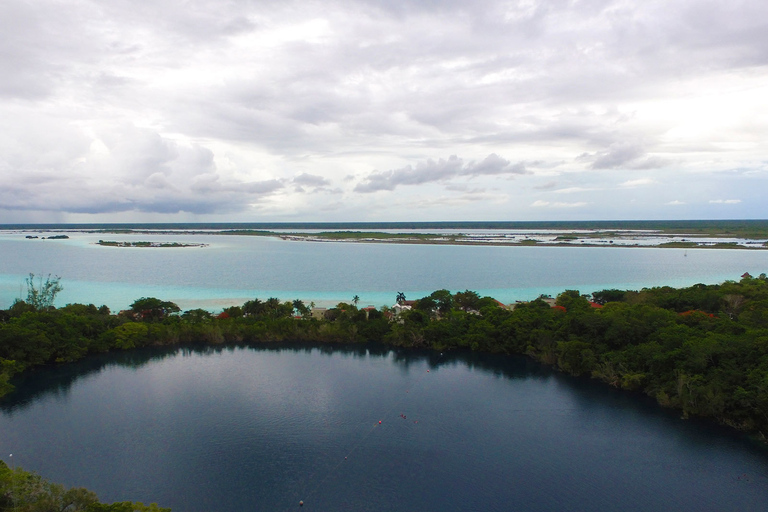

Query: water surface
[1,232,766,311]
[1,345,766,512]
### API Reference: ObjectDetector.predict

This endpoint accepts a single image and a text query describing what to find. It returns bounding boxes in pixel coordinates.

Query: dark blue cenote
[1,343,767,512]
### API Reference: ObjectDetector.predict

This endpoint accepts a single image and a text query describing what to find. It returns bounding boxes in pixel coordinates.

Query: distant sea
[1,223,766,312]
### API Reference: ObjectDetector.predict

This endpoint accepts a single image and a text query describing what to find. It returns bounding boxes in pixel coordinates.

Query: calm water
[1,232,767,311]
[1,345,767,512]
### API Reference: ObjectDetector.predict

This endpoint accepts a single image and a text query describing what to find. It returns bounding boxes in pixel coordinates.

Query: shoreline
[3,277,768,443]
[5,226,768,250]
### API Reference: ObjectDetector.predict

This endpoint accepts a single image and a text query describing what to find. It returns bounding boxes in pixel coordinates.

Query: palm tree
[353,295,360,307]
[293,299,308,317]
[396,292,406,305]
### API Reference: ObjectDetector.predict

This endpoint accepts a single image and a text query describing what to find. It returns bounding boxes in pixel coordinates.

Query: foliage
[3,278,768,442]
[129,298,180,321]
[24,274,63,311]
[0,461,170,512]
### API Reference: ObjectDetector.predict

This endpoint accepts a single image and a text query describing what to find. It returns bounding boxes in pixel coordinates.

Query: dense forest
[2,273,768,509]
[3,274,768,438]
[2,274,768,435]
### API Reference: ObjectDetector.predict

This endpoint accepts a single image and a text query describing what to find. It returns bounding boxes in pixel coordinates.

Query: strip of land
[96,240,207,248]
[7,220,768,248]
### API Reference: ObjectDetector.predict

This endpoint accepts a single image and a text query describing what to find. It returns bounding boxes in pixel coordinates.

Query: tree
[454,290,480,311]
[396,292,406,305]
[242,298,264,317]
[25,273,63,310]
[221,306,243,318]
[293,299,309,318]
[352,295,360,307]
[414,296,437,315]
[592,289,626,305]
[0,461,99,511]
[182,309,213,323]
[129,297,180,321]
[722,294,745,319]
[0,461,170,512]
[556,289,590,312]
[112,323,149,349]
[429,289,454,315]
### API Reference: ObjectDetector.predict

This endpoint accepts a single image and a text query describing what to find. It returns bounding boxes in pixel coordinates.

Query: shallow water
[1,345,767,512]
[1,232,766,311]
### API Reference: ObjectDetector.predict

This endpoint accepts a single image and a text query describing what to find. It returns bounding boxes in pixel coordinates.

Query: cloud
[590,144,648,170]
[1,0,767,220]
[0,122,284,215]
[582,143,670,171]
[354,154,527,192]
[531,200,588,208]
[470,153,527,176]
[620,178,655,188]
[667,200,686,205]
[293,173,331,187]
[554,187,596,194]
[709,199,742,204]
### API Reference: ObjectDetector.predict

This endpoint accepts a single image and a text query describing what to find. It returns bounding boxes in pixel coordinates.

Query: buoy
[427,370,430,372]
[299,500,304,507]
[379,420,382,424]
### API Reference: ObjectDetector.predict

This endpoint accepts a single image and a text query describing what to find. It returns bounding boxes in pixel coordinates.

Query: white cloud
[554,187,597,194]
[531,200,588,208]
[620,178,655,188]
[1,0,767,220]
[709,199,742,204]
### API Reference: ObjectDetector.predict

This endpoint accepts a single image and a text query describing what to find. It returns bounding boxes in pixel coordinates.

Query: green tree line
[0,460,168,512]
[2,275,768,440]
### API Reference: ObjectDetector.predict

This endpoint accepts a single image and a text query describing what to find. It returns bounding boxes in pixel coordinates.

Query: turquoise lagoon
[1,230,766,311]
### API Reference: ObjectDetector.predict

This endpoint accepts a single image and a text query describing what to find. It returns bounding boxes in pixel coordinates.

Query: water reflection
[2,342,768,512]
[2,342,556,414]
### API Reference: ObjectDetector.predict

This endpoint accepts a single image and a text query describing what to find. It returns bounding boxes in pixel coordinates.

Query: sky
[1,0,767,223]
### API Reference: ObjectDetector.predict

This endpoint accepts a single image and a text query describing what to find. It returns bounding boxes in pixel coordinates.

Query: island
[10,220,764,249]
[96,240,207,248]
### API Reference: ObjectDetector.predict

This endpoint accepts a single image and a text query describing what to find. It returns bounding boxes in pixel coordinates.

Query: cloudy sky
[1,0,767,223]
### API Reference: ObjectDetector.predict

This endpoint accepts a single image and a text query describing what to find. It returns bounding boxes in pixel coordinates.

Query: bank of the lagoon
[2,345,768,512]
[2,230,768,312]
[3,261,768,510]
[3,276,768,441]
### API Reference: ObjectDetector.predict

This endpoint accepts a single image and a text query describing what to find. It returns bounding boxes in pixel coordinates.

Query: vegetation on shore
[96,241,207,248]
[2,274,768,440]
[3,272,768,508]
[10,220,768,248]
[219,229,768,248]
[0,461,169,512]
